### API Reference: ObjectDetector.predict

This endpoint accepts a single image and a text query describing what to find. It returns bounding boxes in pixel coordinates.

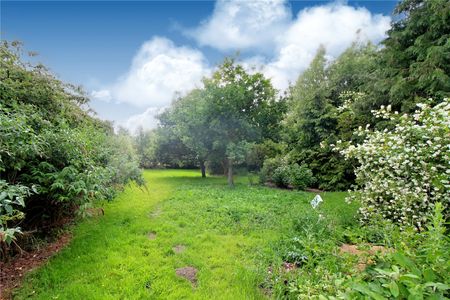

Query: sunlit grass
[14,169,355,299]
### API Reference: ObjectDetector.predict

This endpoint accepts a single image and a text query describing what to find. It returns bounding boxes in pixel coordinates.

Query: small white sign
[310,194,323,209]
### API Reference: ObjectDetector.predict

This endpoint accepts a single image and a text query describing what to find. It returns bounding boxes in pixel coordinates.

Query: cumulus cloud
[190,1,390,90]
[121,106,167,134]
[92,37,210,132]
[96,37,210,108]
[93,1,391,131]
[187,0,291,52]
[264,3,391,89]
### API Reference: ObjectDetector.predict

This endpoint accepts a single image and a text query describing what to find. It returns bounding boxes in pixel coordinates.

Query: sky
[1,0,398,132]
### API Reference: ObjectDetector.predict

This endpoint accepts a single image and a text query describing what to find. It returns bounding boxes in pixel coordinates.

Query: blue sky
[1,0,398,131]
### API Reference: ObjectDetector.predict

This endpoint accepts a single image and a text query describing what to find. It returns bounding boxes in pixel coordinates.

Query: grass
[14,169,357,299]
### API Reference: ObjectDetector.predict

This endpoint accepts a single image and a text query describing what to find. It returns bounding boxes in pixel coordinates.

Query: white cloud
[93,37,210,132]
[102,37,210,108]
[190,1,390,90]
[187,0,291,52]
[121,106,167,134]
[91,89,112,102]
[263,3,391,89]
[92,1,392,131]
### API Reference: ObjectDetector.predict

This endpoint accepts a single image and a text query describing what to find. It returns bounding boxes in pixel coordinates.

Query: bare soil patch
[172,245,186,254]
[0,233,72,300]
[339,244,391,271]
[305,188,323,193]
[147,232,157,240]
[175,266,198,286]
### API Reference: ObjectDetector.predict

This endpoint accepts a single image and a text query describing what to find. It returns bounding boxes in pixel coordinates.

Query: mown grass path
[14,170,352,299]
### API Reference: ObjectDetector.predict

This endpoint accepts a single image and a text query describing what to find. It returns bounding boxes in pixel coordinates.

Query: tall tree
[284,43,379,190]
[203,59,279,186]
[163,89,215,177]
[370,0,450,112]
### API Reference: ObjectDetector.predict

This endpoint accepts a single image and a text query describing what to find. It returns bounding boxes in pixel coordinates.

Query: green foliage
[246,140,286,172]
[260,157,315,190]
[371,0,450,111]
[284,43,376,190]
[134,127,159,168]
[13,170,354,299]
[0,41,142,255]
[289,164,315,190]
[155,58,285,185]
[259,156,286,184]
[272,164,292,188]
[0,180,31,244]
[264,200,449,299]
[339,99,450,228]
[344,203,450,300]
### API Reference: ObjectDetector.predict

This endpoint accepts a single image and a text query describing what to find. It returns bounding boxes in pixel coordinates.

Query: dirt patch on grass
[340,244,389,256]
[0,233,72,300]
[147,232,157,240]
[172,245,186,254]
[340,244,391,271]
[305,188,323,193]
[176,266,198,286]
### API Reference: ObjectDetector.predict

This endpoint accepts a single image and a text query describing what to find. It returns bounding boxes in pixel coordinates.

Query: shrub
[272,164,292,188]
[338,99,450,228]
[0,181,31,245]
[0,41,143,258]
[261,157,315,190]
[259,156,285,184]
[289,164,315,190]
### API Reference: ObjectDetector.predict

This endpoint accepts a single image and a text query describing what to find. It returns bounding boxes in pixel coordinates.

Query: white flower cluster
[338,99,450,229]
[337,91,366,113]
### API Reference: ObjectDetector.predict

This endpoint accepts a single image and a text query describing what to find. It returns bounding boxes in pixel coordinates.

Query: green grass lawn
[14,169,356,299]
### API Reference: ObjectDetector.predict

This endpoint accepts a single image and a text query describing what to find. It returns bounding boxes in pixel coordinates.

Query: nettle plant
[0,180,32,244]
[337,99,450,229]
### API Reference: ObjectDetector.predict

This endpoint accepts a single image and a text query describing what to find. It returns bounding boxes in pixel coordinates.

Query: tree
[162,89,215,177]
[283,43,379,190]
[202,59,279,186]
[153,127,198,169]
[369,0,450,112]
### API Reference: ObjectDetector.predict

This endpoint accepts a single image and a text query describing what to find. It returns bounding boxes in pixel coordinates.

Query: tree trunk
[221,160,227,176]
[227,159,234,187]
[200,160,206,178]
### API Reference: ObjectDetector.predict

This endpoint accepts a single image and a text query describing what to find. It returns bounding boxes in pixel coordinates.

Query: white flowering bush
[337,99,450,229]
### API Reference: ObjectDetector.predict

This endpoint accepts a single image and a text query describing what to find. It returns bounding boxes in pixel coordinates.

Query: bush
[338,99,450,228]
[272,164,291,188]
[259,156,285,184]
[0,41,143,258]
[260,157,315,190]
[289,164,315,190]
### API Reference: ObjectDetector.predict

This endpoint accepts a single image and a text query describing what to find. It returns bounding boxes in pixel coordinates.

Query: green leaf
[424,282,450,291]
[389,281,399,297]
[393,253,421,276]
[352,283,386,300]
[423,268,436,282]
[5,204,13,214]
